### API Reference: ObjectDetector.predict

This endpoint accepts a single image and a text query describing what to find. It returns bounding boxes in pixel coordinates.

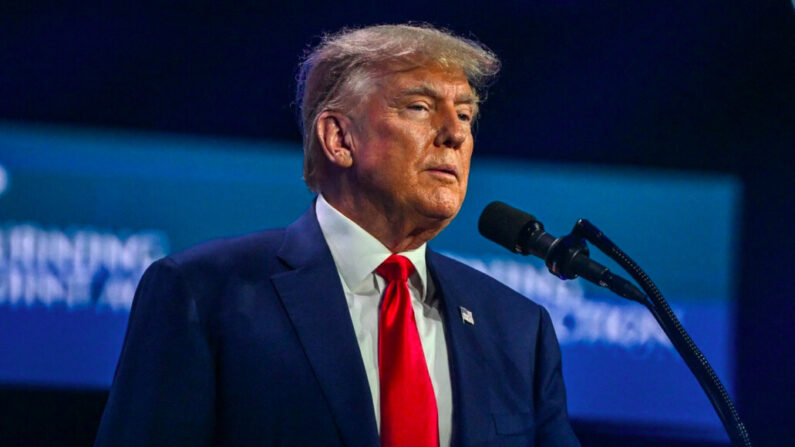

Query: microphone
[478,201,645,302]
[478,201,553,259]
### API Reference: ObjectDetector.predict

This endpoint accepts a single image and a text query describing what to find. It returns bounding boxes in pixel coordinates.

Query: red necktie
[376,254,439,447]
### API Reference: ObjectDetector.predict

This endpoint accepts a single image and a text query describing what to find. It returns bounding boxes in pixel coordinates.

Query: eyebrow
[397,84,479,106]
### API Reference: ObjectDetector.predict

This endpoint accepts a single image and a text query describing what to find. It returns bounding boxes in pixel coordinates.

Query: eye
[457,112,472,122]
[408,104,429,112]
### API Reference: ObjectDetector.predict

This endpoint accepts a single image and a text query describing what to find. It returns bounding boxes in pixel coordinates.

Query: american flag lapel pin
[459,306,474,325]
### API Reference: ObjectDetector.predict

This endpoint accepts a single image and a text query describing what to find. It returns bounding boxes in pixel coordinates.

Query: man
[95,24,580,446]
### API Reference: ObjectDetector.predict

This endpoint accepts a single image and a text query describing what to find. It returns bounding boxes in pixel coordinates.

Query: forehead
[376,65,475,101]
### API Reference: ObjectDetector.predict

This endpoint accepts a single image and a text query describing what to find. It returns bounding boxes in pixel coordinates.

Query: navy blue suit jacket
[95,206,580,446]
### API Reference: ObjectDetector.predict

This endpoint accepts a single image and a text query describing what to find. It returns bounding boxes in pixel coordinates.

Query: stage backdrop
[0,121,739,442]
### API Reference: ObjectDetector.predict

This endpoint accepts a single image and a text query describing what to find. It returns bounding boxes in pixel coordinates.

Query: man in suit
[95,24,580,446]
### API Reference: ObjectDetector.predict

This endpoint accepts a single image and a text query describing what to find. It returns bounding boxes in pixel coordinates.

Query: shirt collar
[315,194,428,298]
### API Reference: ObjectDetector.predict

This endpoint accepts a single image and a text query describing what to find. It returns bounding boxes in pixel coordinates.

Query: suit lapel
[271,206,379,447]
[428,251,494,447]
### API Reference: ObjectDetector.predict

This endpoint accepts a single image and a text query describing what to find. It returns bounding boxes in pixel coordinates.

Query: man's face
[346,65,477,228]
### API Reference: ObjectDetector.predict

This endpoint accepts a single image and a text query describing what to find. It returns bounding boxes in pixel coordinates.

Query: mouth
[426,164,458,180]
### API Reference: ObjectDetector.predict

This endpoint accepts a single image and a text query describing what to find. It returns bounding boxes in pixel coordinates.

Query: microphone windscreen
[478,201,538,253]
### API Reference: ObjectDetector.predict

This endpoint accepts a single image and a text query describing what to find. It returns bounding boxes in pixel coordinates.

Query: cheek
[457,152,473,198]
[460,146,473,178]
[390,130,433,174]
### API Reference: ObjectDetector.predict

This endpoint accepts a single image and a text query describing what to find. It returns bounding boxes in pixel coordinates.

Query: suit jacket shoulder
[167,228,286,280]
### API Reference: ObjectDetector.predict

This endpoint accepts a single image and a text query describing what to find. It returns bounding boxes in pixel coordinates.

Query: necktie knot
[376,254,415,283]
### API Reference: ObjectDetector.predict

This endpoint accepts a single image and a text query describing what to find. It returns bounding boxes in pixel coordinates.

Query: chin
[416,192,464,222]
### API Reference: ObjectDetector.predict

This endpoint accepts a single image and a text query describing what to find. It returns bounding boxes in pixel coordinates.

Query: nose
[434,106,468,149]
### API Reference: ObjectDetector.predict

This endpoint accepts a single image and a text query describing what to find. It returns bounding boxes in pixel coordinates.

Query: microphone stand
[549,219,752,447]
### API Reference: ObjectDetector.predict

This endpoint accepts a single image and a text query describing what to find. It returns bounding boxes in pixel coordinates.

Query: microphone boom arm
[569,218,752,447]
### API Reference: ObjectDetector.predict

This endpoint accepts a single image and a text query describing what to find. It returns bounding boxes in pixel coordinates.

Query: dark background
[1,1,793,446]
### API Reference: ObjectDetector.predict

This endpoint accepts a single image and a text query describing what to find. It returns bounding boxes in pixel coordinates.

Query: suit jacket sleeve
[534,306,580,446]
[94,257,215,446]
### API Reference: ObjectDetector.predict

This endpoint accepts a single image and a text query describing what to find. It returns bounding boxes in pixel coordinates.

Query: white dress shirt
[315,195,453,446]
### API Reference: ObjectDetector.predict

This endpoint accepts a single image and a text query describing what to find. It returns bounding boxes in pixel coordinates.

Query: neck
[321,190,447,253]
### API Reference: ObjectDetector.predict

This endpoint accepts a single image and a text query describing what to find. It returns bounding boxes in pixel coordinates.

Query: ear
[316,111,354,168]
